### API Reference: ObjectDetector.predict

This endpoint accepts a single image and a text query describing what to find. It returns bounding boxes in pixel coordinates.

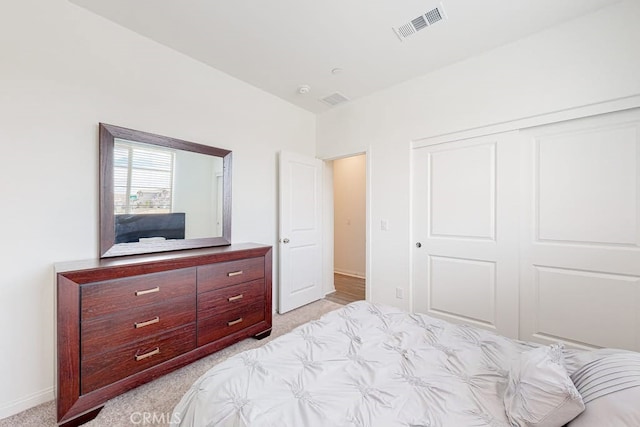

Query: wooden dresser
[56,243,272,426]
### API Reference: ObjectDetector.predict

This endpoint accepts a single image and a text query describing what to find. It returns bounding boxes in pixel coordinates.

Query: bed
[171,301,640,427]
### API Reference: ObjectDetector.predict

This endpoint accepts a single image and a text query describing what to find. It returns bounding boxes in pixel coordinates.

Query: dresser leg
[254,329,272,340]
[58,406,104,427]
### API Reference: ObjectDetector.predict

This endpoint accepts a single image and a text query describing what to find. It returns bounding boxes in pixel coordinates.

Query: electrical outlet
[381,219,389,231]
[396,287,404,299]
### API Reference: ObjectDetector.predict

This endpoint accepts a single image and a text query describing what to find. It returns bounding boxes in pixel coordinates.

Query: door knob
[281,238,290,244]
[415,242,422,248]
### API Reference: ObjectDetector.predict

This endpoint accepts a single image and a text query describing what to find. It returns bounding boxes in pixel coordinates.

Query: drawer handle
[228,294,244,302]
[135,287,160,296]
[227,317,243,326]
[134,316,160,329]
[227,271,243,277]
[135,347,160,361]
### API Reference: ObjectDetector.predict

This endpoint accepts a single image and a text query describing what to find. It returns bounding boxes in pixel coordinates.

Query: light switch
[380,219,389,231]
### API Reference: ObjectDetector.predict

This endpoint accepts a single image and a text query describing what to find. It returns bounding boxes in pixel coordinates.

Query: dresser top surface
[55,242,271,274]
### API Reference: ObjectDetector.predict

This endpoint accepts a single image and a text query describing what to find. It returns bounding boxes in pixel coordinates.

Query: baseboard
[0,387,54,420]
[334,269,365,279]
[323,286,336,296]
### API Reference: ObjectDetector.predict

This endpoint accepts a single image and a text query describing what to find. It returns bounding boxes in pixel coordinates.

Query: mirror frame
[99,123,232,258]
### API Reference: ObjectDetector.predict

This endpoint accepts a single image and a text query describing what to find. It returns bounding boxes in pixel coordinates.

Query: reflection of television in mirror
[115,213,186,244]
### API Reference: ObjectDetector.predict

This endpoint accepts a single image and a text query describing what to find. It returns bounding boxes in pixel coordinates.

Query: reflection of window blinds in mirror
[113,139,175,214]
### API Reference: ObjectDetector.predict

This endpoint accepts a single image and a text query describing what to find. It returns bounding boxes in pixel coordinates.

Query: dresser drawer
[197,279,264,317]
[197,257,264,293]
[197,300,265,346]
[81,268,196,320]
[81,295,195,358]
[81,324,196,394]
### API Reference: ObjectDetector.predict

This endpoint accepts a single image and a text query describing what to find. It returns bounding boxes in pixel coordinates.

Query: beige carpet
[0,299,342,427]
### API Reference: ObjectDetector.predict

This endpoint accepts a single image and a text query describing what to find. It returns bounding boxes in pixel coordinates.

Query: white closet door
[520,109,640,351]
[412,132,520,338]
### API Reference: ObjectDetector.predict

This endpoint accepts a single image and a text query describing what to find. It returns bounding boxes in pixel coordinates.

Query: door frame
[320,149,372,302]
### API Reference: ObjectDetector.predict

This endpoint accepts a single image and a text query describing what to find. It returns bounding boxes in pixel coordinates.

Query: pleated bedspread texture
[172,301,542,426]
[171,301,639,427]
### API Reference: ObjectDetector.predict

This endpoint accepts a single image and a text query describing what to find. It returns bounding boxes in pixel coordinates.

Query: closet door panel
[520,109,640,351]
[537,126,637,245]
[428,256,496,327]
[534,266,639,349]
[412,132,521,338]
[429,143,496,239]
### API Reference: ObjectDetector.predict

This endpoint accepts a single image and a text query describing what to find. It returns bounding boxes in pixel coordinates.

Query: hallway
[325,273,365,305]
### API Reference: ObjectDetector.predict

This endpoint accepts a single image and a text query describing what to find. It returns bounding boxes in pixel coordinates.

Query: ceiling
[69,0,620,114]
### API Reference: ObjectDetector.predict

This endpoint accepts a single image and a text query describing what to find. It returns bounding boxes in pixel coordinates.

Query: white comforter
[172,301,538,427]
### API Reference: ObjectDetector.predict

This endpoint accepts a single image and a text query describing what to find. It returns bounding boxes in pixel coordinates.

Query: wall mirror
[99,123,231,258]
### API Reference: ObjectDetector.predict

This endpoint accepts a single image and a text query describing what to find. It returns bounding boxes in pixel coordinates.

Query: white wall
[333,155,366,278]
[317,0,640,310]
[0,0,315,418]
[173,151,221,239]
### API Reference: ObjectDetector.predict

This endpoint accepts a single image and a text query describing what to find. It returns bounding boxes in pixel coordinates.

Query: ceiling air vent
[393,2,447,41]
[411,15,428,32]
[425,7,444,25]
[320,92,350,107]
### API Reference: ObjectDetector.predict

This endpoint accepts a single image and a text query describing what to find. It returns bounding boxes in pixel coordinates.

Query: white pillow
[503,344,585,427]
[566,387,640,427]
[567,353,640,427]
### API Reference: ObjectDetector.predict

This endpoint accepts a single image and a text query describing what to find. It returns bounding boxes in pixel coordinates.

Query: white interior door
[520,109,640,351]
[412,132,520,338]
[278,151,323,313]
